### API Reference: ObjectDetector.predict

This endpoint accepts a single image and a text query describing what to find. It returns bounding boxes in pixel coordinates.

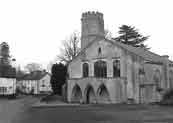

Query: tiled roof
[17,71,49,81]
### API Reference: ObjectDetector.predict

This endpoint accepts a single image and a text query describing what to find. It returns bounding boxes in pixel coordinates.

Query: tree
[50,63,67,95]
[46,61,54,73]
[115,25,149,49]
[58,32,80,64]
[24,63,43,73]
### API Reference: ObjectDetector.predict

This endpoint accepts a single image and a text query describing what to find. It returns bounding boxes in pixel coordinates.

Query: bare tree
[46,60,54,73]
[58,32,80,64]
[104,29,112,40]
[24,63,43,73]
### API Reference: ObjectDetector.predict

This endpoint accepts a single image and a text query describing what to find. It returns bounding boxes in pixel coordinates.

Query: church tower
[81,11,105,49]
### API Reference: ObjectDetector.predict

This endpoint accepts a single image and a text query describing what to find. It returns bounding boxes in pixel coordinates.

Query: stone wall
[68,38,168,104]
[67,77,126,104]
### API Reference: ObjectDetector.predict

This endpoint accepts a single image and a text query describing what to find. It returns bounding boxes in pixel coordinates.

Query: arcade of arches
[71,84,110,104]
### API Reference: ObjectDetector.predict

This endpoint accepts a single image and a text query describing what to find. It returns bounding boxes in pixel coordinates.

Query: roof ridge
[69,37,172,65]
[105,38,167,62]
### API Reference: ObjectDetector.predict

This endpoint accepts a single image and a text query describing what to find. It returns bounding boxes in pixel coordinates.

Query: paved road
[1,96,173,123]
[0,96,39,123]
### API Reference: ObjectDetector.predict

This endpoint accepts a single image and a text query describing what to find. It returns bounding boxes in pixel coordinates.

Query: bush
[162,89,173,100]
[160,89,173,105]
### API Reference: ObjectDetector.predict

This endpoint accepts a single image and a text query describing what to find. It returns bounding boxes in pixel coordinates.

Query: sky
[0,0,173,69]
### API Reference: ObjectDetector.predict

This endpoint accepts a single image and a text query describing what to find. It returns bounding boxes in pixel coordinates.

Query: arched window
[94,60,107,78]
[113,59,120,77]
[83,63,89,77]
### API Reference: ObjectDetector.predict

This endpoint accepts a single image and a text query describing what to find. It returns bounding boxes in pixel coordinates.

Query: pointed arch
[71,84,82,103]
[84,85,96,104]
[97,84,110,103]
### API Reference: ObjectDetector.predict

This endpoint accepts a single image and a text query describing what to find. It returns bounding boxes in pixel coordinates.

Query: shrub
[162,89,173,100]
[160,89,173,105]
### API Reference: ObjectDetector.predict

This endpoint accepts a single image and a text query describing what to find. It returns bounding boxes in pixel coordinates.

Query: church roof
[107,39,165,63]
[70,37,173,65]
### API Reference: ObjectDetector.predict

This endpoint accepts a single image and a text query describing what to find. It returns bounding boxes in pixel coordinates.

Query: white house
[0,78,16,96]
[17,71,52,95]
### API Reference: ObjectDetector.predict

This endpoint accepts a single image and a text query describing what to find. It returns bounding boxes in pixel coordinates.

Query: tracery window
[94,60,107,78]
[113,59,120,77]
[83,63,89,77]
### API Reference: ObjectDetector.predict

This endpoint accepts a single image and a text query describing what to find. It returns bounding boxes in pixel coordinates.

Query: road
[1,96,173,123]
[0,96,39,123]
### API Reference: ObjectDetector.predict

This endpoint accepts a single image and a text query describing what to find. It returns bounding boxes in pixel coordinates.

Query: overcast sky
[0,0,173,69]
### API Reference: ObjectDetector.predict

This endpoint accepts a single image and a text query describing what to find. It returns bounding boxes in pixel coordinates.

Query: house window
[0,87,7,93]
[41,80,45,87]
[113,59,120,77]
[94,60,107,78]
[83,63,89,77]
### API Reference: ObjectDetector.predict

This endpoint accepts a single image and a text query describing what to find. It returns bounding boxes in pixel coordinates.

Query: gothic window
[94,60,107,78]
[83,63,89,77]
[113,59,120,77]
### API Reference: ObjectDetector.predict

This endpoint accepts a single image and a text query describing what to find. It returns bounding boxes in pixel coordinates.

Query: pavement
[32,101,80,107]
[1,95,173,123]
[31,95,81,107]
[0,95,39,123]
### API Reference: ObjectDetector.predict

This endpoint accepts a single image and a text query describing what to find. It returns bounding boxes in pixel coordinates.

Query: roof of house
[17,71,50,81]
[70,37,173,65]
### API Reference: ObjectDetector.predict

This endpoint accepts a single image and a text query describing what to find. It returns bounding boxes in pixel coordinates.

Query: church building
[67,11,173,104]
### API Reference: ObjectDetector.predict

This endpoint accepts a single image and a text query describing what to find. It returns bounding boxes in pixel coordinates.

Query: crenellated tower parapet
[81,11,105,49]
